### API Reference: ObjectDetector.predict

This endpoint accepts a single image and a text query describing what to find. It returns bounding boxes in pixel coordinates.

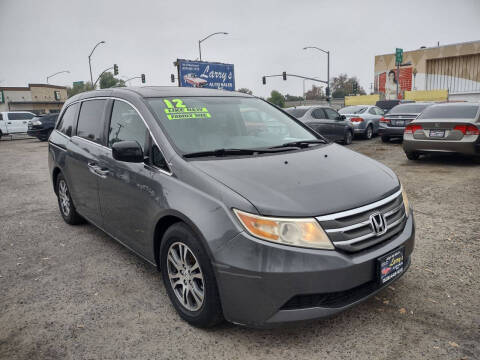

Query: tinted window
[285,108,308,118]
[147,97,317,154]
[0,114,3,120]
[8,112,34,120]
[77,100,107,144]
[311,108,325,119]
[339,106,366,114]
[417,105,479,120]
[324,108,339,120]
[388,104,430,114]
[57,103,79,136]
[151,144,169,171]
[108,100,148,152]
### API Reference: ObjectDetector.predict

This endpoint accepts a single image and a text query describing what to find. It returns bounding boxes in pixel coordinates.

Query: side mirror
[112,140,144,163]
[336,115,346,121]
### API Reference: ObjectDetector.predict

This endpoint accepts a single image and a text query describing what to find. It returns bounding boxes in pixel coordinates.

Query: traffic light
[113,64,119,76]
[262,76,266,85]
[141,74,146,83]
[353,82,358,94]
[325,86,330,97]
[171,74,175,83]
[282,71,287,80]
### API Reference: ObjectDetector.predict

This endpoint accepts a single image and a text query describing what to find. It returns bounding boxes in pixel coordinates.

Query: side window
[368,107,377,115]
[311,108,326,119]
[151,143,169,172]
[8,113,34,120]
[0,114,3,120]
[375,107,384,115]
[57,103,79,137]
[108,100,148,152]
[77,100,107,144]
[324,108,339,120]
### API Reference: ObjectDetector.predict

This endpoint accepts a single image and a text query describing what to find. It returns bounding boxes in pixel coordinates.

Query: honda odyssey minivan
[48,87,415,328]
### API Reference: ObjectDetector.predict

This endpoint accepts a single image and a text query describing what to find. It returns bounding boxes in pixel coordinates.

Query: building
[0,83,68,114]
[374,40,480,101]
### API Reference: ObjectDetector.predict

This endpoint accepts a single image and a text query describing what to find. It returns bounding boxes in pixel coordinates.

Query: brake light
[380,117,389,123]
[404,124,423,134]
[454,124,480,135]
[350,117,364,122]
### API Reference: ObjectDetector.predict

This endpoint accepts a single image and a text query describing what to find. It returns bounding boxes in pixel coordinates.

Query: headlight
[233,209,334,250]
[401,186,410,217]
[32,120,42,125]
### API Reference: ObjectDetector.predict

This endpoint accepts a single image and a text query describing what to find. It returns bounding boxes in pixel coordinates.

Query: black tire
[381,135,390,143]
[343,130,353,145]
[405,152,420,160]
[56,173,84,225]
[364,125,373,140]
[160,223,223,328]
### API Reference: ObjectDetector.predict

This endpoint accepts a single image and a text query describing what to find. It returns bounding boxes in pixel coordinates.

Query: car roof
[427,102,480,107]
[286,105,330,110]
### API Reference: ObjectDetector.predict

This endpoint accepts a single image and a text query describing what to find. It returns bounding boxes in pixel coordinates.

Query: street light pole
[46,70,70,84]
[198,32,228,61]
[303,46,331,105]
[88,41,106,86]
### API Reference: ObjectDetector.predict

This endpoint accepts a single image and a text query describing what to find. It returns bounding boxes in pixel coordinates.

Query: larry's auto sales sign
[177,59,235,91]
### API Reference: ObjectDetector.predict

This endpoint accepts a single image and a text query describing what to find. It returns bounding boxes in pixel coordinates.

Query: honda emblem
[369,212,387,236]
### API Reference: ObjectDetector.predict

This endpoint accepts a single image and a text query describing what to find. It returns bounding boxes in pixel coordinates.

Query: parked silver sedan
[403,102,480,160]
[338,105,384,139]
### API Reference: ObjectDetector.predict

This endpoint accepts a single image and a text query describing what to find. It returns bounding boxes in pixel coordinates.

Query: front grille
[317,189,407,252]
[384,114,417,127]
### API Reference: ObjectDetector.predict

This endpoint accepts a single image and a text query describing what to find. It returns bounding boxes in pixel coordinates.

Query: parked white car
[0,111,36,139]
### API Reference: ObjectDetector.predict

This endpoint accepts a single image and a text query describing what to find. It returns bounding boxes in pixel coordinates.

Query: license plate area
[429,129,445,138]
[378,247,404,284]
[392,120,405,126]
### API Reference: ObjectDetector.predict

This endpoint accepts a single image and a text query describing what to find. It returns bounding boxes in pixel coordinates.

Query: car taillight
[454,124,480,135]
[350,117,364,122]
[380,117,389,123]
[404,124,423,134]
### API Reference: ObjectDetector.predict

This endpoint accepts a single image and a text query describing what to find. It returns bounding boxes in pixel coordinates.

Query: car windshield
[417,104,479,120]
[147,97,318,155]
[339,106,366,114]
[388,104,430,114]
[284,108,309,118]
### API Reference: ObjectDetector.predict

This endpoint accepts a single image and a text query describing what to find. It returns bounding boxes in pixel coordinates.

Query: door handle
[87,162,109,178]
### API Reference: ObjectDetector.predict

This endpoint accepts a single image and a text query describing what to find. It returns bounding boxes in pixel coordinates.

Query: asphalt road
[1,136,479,360]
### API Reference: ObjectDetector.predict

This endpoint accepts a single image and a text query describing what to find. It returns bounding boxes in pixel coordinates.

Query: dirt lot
[1,136,479,360]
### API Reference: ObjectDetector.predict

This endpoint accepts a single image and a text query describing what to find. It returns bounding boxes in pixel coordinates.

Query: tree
[99,72,125,89]
[305,85,325,100]
[331,73,366,98]
[66,81,94,98]
[267,90,285,108]
[237,88,253,95]
[284,94,304,102]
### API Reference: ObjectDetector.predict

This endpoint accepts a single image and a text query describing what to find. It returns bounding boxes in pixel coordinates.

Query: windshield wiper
[183,147,298,158]
[269,139,327,149]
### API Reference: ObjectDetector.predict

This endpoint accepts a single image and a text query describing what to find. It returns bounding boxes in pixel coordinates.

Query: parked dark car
[27,113,58,141]
[48,87,414,328]
[379,103,432,142]
[376,100,415,114]
[285,106,355,144]
[403,102,480,160]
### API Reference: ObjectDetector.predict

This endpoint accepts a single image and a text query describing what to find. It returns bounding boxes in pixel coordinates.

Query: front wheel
[160,223,223,328]
[343,130,353,145]
[364,125,373,140]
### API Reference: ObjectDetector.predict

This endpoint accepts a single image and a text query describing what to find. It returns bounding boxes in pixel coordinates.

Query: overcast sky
[1,0,479,98]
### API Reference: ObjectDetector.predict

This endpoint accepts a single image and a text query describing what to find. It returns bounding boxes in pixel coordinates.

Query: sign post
[395,48,403,99]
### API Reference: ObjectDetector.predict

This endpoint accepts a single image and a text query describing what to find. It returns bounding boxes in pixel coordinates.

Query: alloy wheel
[58,180,71,217]
[167,242,205,312]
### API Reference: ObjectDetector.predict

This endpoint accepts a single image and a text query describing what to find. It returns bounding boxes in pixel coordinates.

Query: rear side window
[57,103,79,136]
[286,108,309,118]
[8,112,34,120]
[77,100,107,144]
[417,105,479,120]
[108,100,148,152]
[311,108,325,119]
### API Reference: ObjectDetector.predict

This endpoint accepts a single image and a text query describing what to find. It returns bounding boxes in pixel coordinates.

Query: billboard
[177,59,235,91]
[376,67,412,100]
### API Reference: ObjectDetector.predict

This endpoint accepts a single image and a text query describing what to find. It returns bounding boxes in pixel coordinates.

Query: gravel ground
[0,136,479,360]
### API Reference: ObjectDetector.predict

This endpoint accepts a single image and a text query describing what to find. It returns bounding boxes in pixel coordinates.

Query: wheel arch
[52,167,62,195]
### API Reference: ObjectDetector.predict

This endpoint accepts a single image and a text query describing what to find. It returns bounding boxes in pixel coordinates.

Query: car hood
[191,143,400,217]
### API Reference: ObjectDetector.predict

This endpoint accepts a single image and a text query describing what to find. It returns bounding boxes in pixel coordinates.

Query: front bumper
[27,127,51,138]
[212,213,415,327]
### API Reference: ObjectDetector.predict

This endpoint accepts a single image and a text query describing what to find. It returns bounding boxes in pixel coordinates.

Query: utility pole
[88,41,106,86]
[303,46,331,105]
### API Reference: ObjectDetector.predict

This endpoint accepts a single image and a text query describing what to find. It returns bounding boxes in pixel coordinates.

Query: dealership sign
[177,59,235,91]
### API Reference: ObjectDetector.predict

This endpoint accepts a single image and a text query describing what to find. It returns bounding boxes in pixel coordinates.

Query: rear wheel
[381,135,390,143]
[56,173,84,225]
[160,223,223,328]
[405,152,420,160]
[364,125,373,140]
[343,130,353,145]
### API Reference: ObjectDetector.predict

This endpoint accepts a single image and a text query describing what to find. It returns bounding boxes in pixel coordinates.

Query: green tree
[66,81,94,98]
[237,88,253,95]
[284,94,304,102]
[331,74,366,98]
[99,72,125,89]
[267,90,285,108]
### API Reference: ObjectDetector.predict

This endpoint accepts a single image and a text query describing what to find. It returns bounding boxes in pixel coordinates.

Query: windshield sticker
[164,99,211,120]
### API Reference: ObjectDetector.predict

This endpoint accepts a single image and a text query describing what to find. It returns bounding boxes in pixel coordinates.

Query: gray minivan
[48,87,415,328]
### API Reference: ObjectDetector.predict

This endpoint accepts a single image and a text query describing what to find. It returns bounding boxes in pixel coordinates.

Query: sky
[1,0,479,98]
